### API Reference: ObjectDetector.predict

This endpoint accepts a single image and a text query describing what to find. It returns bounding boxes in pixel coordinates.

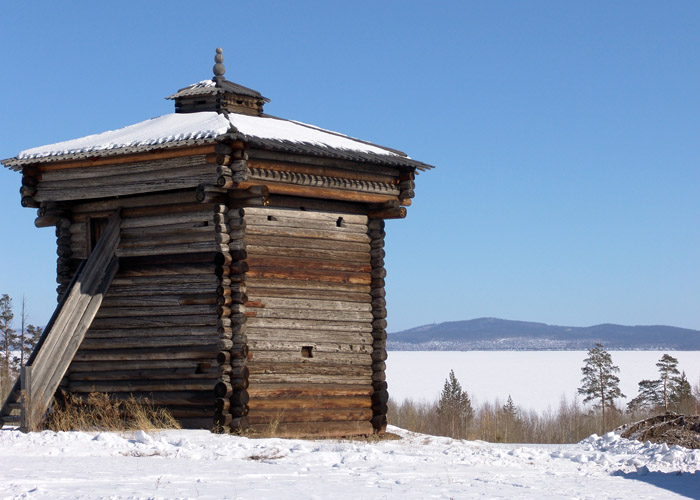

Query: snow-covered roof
[167,79,267,101]
[3,111,431,171]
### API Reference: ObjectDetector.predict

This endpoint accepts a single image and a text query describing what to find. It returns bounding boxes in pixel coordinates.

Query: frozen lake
[385,351,700,413]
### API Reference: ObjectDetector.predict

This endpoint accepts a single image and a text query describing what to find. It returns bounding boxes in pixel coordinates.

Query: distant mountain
[387,318,700,351]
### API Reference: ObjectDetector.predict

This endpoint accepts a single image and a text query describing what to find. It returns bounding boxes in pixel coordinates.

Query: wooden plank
[247,362,372,377]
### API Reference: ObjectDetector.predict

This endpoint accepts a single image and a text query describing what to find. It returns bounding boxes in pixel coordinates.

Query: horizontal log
[116,242,227,258]
[368,207,407,219]
[244,328,373,345]
[68,367,219,381]
[79,335,217,350]
[246,287,370,304]
[95,305,217,318]
[90,315,218,330]
[249,180,396,205]
[248,396,371,411]
[68,359,206,372]
[247,362,372,377]
[247,383,372,399]
[68,390,213,407]
[246,268,370,285]
[40,155,209,181]
[245,317,372,333]
[246,420,374,438]
[245,224,370,243]
[246,256,371,274]
[247,341,372,354]
[120,210,215,229]
[72,346,218,361]
[245,234,369,253]
[245,296,371,312]
[247,408,372,425]
[244,277,370,294]
[246,244,368,264]
[245,214,367,234]
[246,308,373,323]
[68,380,216,393]
[101,295,218,308]
[249,351,372,365]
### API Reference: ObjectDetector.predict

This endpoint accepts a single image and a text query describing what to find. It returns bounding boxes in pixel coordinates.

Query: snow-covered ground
[1,425,698,499]
[386,351,700,412]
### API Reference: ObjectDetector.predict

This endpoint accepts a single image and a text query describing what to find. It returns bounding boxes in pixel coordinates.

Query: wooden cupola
[167,48,269,116]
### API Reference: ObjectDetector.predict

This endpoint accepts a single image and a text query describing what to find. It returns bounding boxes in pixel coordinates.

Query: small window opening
[267,215,278,221]
[195,362,212,374]
[301,346,314,358]
[196,100,207,105]
[203,220,209,226]
[336,217,345,228]
[88,217,109,254]
[299,206,307,211]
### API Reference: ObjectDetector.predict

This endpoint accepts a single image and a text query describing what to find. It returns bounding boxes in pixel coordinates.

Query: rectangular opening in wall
[88,216,109,255]
[301,346,314,358]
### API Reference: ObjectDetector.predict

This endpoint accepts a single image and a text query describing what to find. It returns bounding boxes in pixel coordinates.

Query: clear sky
[1,1,699,332]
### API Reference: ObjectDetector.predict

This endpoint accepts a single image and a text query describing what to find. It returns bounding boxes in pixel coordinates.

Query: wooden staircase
[0,212,120,431]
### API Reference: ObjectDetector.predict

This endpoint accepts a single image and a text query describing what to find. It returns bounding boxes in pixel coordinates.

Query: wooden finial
[213,47,226,84]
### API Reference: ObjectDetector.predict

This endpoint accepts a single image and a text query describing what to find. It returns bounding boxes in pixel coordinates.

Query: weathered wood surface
[21,212,121,430]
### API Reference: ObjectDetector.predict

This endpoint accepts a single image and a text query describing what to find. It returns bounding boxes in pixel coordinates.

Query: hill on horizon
[388,317,700,351]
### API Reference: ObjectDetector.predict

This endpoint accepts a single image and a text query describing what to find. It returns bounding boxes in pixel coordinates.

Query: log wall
[242,205,375,437]
[62,191,227,429]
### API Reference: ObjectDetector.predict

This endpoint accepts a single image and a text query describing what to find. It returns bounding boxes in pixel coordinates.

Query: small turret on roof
[167,48,269,115]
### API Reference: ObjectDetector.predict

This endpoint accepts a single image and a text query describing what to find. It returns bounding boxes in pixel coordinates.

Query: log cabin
[0,49,433,437]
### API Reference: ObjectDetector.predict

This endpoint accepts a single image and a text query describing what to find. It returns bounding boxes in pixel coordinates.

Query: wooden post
[20,365,33,432]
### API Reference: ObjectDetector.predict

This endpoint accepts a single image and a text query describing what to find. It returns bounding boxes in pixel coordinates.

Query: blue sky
[1,1,699,332]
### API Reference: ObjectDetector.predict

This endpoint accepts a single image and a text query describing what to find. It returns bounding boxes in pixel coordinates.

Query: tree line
[0,294,43,400]
[388,344,699,443]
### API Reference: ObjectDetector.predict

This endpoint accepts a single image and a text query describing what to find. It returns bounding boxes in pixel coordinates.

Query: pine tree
[503,395,517,419]
[437,369,473,438]
[626,379,662,413]
[0,294,16,395]
[577,343,625,433]
[656,354,680,411]
[670,371,694,413]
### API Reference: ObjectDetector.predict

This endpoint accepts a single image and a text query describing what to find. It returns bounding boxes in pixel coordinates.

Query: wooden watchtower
[0,49,432,437]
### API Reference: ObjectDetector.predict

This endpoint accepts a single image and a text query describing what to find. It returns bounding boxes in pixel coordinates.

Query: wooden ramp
[0,212,120,431]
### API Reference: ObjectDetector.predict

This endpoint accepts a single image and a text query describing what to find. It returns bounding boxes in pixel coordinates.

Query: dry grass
[387,396,679,444]
[44,392,180,432]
